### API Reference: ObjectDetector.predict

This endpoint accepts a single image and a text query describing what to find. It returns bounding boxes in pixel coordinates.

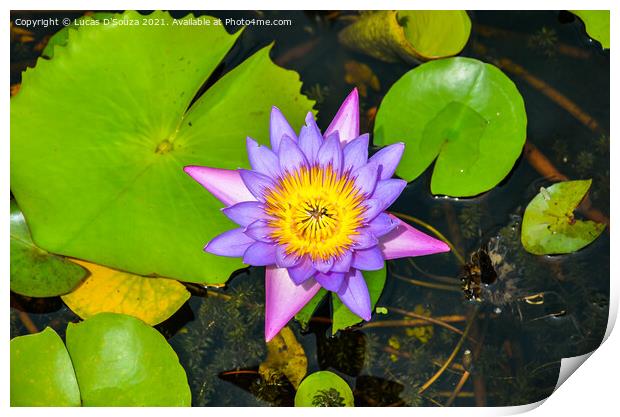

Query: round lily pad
[61,259,190,325]
[10,327,81,406]
[10,199,88,297]
[295,371,354,407]
[374,57,527,197]
[571,10,610,49]
[521,179,606,255]
[11,10,314,284]
[66,312,191,406]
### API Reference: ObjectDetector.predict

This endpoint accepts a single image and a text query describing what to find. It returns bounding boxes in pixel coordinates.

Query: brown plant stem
[17,310,38,334]
[408,258,460,284]
[383,306,472,339]
[361,315,467,330]
[393,273,462,293]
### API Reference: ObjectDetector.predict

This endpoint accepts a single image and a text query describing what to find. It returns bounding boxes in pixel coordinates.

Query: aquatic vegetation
[374,57,527,197]
[10,200,87,297]
[294,371,354,407]
[339,11,471,63]
[344,60,380,97]
[185,89,449,340]
[571,10,610,49]
[10,10,314,284]
[11,313,191,406]
[259,326,307,388]
[521,180,606,255]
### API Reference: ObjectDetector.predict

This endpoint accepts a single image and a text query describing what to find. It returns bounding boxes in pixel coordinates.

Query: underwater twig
[274,38,320,67]
[523,142,609,225]
[389,212,466,264]
[418,306,479,394]
[392,273,462,293]
[220,370,260,376]
[441,202,466,264]
[360,315,467,330]
[17,310,38,334]
[408,258,460,284]
[445,371,471,406]
[383,306,473,340]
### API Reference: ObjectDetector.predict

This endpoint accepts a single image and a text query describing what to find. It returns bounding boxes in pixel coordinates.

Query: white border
[3,1,617,415]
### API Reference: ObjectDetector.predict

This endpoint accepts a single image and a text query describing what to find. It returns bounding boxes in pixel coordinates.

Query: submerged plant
[185,89,449,340]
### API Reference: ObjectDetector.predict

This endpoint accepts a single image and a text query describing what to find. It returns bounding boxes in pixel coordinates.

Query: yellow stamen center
[264,165,366,261]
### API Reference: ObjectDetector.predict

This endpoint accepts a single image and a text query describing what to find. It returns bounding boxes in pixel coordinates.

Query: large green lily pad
[66,312,191,406]
[10,199,88,297]
[11,10,314,284]
[374,57,527,197]
[332,265,386,335]
[571,10,610,49]
[10,327,81,407]
[521,179,606,255]
[295,371,354,407]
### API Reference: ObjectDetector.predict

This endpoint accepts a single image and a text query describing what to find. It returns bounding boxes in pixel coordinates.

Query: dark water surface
[10,10,610,406]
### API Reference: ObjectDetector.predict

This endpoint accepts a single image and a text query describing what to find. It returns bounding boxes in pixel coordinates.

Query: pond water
[10,10,610,406]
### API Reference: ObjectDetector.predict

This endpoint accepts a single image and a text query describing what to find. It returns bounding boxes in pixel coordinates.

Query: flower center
[264,165,366,261]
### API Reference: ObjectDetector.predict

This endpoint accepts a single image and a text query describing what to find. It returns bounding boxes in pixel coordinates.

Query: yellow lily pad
[259,326,307,388]
[61,259,190,326]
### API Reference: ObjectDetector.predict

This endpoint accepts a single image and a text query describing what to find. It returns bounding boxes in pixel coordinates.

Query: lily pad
[11,10,314,284]
[66,312,191,406]
[10,327,81,407]
[295,288,327,329]
[374,57,527,197]
[571,10,610,49]
[10,199,88,297]
[521,179,606,255]
[295,370,354,407]
[61,259,190,325]
[332,265,387,335]
[259,326,308,388]
[339,11,471,63]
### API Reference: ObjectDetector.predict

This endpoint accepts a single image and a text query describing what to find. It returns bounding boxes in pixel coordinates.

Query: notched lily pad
[374,57,527,197]
[66,312,191,406]
[10,327,81,407]
[571,10,610,49]
[61,259,190,325]
[339,11,471,63]
[332,265,386,335]
[521,179,606,255]
[10,200,88,297]
[11,10,314,285]
[295,370,354,407]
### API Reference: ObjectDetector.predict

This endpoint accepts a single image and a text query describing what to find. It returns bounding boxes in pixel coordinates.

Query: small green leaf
[10,327,81,406]
[295,371,354,407]
[374,57,527,197]
[521,179,606,255]
[10,200,88,297]
[571,10,610,49]
[295,288,327,329]
[66,312,191,406]
[331,265,387,335]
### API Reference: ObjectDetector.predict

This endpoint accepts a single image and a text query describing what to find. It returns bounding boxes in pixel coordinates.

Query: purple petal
[275,245,301,268]
[315,271,346,292]
[368,213,399,238]
[379,215,451,260]
[222,201,266,227]
[313,257,334,274]
[204,228,255,257]
[244,220,273,243]
[351,246,384,270]
[270,106,297,153]
[246,137,281,178]
[362,198,383,222]
[287,256,316,285]
[351,228,379,249]
[239,169,275,202]
[353,161,379,196]
[368,143,405,180]
[343,134,369,173]
[370,179,407,210]
[332,251,353,273]
[243,241,277,266]
[325,88,359,145]
[336,269,371,321]
[316,133,344,174]
[265,267,321,341]
[279,135,308,174]
[184,166,256,206]
[298,112,323,163]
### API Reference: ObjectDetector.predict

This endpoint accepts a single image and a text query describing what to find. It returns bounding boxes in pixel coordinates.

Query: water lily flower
[184,89,449,341]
